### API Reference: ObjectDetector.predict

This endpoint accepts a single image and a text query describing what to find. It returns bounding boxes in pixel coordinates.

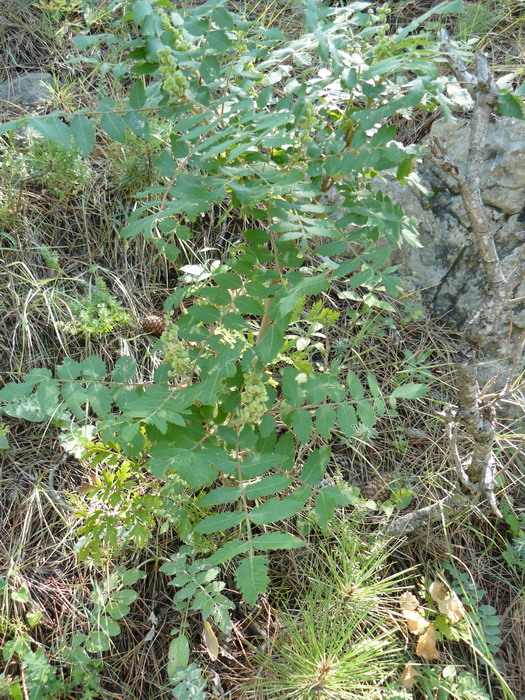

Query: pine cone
[142,314,165,337]
[361,473,393,502]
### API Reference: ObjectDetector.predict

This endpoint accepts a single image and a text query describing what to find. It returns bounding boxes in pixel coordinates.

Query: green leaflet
[315,405,337,441]
[112,356,136,383]
[251,533,304,551]
[57,358,82,381]
[101,112,127,143]
[241,453,289,479]
[355,91,425,131]
[249,487,311,525]
[315,490,337,532]
[396,0,465,40]
[346,371,365,399]
[235,555,270,606]
[195,511,245,534]
[80,357,107,381]
[391,383,429,399]
[244,474,293,500]
[0,383,34,402]
[70,115,95,157]
[28,116,71,149]
[199,486,241,507]
[306,374,345,404]
[290,409,313,444]
[123,388,186,426]
[356,399,377,429]
[281,367,307,407]
[61,383,88,419]
[168,635,190,674]
[148,447,217,489]
[0,118,26,136]
[498,92,525,120]
[87,383,112,418]
[206,540,250,566]
[299,446,331,486]
[274,275,329,319]
[256,322,285,366]
[2,398,45,422]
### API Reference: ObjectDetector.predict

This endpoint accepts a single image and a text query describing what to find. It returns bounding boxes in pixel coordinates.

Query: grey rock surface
[0,72,53,106]
[430,118,525,216]
[373,116,525,386]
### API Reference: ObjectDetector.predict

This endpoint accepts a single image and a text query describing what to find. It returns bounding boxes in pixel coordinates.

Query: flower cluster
[239,373,268,424]
[157,45,189,98]
[157,10,192,49]
[158,9,173,32]
[370,4,395,60]
[160,321,193,379]
[297,101,316,131]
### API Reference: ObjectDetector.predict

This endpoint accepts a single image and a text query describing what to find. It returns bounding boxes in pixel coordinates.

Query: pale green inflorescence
[239,373,268,424]
[155,19,192,98]
[160,321,193,379]
[157,44,190,98]
[371,3,394,60]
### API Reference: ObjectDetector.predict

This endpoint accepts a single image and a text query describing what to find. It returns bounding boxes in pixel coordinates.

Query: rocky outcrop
[374,116,525,385]
[0,72,53,107]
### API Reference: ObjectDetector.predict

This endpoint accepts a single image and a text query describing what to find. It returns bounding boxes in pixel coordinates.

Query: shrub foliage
[3,0,522,694]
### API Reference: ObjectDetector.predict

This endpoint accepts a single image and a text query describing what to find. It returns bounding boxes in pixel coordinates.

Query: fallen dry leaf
[416,622,440,660]
[403,608,431,634]
[399,591,420,611]
[400,591,429,633]
[429,581,448,602]
[203,619,219,661]
[429,581,465,623]
[438,593,465,623]
[400,663,422,689]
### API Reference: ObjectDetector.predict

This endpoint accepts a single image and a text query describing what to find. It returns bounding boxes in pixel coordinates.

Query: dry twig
[433,31,515,518]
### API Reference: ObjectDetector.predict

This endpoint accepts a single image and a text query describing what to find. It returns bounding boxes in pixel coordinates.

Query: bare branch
[445,419,481,492]
[435,32,507,518]
[438,30,477,99]
[384,491,470,538]
[438,32,504,292]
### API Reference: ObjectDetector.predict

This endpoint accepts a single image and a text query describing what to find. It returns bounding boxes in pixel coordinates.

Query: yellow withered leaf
[429,581,465,623]
[400,663,422,689]
[399,591,420,611]
[203,619,219,661]
[439,594,465,623]
[400,591,429,633]
[416,622,440,661]
[403,608,430,634]
[429,581,448,602]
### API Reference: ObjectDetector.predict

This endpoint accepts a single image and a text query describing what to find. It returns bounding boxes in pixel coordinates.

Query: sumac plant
[1,0,469,648]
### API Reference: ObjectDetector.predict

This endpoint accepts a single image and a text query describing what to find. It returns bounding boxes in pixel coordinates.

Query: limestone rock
[371,116,525,386]
[430,117,525,216]
[0,72,53,107]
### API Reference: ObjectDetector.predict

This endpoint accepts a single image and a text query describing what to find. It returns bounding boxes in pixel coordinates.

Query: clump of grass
[105,128,165,195]
[0,147,26,228]
[247,525,410,699]
[23,138,92,200]
[251,593,401,699]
